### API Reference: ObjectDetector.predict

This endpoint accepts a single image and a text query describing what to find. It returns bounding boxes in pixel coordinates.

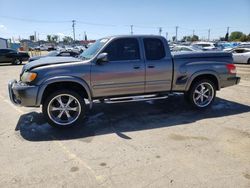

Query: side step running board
[102,94,168,104]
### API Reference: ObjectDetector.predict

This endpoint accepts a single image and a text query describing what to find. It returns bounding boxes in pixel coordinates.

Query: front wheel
[42,90,86,128]
[186,79,216,109]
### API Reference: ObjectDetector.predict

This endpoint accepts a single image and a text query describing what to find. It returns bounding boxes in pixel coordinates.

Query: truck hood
[29,56,45,62]
[23,56,81,71]
[172,51,232,59]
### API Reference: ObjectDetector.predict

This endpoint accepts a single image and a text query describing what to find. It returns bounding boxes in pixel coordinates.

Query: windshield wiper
[79,56,88,60]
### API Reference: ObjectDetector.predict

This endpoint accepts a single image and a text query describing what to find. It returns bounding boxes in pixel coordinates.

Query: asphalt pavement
[0,63,250,187]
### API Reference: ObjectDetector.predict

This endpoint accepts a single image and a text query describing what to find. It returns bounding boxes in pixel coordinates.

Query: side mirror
[96,53,108,64]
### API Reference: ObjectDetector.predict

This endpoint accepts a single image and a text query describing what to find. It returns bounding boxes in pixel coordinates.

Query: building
[0,37,8,48]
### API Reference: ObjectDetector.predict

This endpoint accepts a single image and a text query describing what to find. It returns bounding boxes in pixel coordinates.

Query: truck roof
[104,35,166,39]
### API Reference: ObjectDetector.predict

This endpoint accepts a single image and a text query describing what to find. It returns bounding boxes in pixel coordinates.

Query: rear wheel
[186,79,216,109]
[247,59,250,64]
[42,90,86,128]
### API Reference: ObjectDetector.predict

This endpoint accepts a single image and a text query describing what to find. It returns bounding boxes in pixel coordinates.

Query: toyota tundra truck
[8,35,240,127]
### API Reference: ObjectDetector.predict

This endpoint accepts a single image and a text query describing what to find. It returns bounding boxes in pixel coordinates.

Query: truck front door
[143,37,173,93]
[91,38,145,97]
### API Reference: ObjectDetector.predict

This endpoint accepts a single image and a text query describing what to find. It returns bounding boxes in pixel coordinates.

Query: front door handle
[133,66,140,69]
[148,65,155,68]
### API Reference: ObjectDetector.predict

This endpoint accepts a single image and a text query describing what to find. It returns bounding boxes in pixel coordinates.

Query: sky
[0,0,249,41]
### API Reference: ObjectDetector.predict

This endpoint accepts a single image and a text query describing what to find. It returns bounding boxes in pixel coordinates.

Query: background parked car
[0,48,29,65]
[28,50,79,62]
[231,48,250,64]
[172,45,202,52]
[192,42,218,51]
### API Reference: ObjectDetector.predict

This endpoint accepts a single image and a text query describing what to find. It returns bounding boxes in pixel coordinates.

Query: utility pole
[130,25,133,35]
[34,31,36,42]
[208,29,211,41]
[192,30,195,37]
[72,20,76,42]
[159,27,162,36]
[165,32,168,41]
[175,26,178,42]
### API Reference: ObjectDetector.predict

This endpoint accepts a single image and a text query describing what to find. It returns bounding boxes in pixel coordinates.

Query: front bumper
[8,80,39,107]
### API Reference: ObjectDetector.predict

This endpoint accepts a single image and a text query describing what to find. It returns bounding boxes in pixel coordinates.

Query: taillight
[226,64,236,74]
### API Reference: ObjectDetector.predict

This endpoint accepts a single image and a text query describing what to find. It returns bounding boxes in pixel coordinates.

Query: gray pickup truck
[8,35,240,127]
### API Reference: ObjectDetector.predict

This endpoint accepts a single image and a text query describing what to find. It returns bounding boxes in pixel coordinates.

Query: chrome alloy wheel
[193,82,214,108]
[47,94,81,126]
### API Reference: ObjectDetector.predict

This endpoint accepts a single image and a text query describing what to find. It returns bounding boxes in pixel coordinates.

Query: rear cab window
[143,38,166,60]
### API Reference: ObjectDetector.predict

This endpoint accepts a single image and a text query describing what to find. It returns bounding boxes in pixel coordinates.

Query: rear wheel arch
[186,72,220,91]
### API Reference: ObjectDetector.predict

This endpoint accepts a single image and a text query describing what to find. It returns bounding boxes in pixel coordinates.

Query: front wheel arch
[37,77,92,106]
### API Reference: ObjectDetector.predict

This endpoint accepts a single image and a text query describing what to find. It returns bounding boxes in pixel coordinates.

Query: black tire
[42,90,86,128]
[11,59,19,65]
[247,59,250,64]
[11,58,22,65]
[186,79,216,109]
[18,59,22,65]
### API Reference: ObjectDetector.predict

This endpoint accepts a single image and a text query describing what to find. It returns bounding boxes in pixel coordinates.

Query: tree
[47,35,52,42]
[229,31,244,41]
[191,35,199,41]
[63,36,73,44]
[182,36,191,42]
[181,35,199,42]
[239,34,248,42]
[51,35,59,43]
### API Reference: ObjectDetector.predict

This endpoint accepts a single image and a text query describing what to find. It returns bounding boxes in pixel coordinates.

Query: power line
[0,15,70,23]
[77,21,116,27]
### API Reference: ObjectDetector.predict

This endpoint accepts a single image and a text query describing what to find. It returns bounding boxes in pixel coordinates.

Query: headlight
[21,72,37,82]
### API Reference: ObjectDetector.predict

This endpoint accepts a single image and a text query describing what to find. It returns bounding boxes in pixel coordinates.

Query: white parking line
[52,138,104,184]
[0,94,104,184]
[0,94,24,114]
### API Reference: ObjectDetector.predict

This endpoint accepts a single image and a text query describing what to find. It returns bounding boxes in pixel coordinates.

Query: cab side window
[143,38,166,60]
[103,38,140,61]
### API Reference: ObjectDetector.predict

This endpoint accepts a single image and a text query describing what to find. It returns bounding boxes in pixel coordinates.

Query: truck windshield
[79,38,109,60]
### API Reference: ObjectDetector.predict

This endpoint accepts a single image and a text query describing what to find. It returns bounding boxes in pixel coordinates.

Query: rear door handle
[148,65,155,68]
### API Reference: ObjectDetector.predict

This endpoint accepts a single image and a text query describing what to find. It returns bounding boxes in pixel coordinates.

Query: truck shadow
[0,63,24,67]
[15,95,250,142]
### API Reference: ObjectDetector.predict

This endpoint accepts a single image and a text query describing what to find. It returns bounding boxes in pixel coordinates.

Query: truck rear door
[143,37,173,93]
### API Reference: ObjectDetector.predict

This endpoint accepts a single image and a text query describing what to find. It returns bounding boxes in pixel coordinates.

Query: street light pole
[72,20,76,42]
